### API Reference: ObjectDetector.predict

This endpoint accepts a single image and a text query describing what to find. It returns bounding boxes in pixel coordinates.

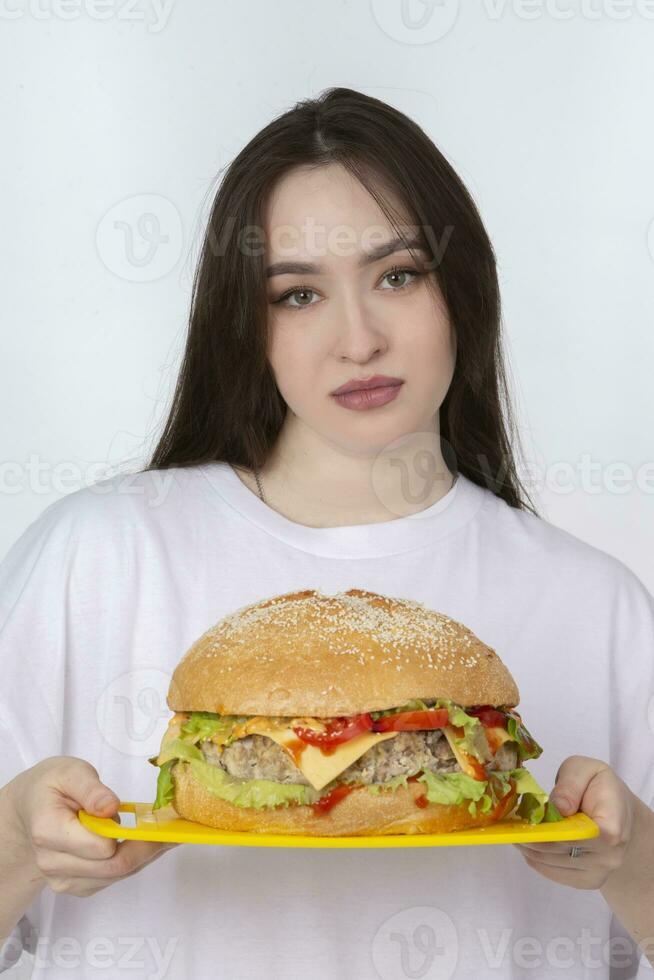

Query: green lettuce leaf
[369,698,434,720]
[150,737,204,768]
[187,759,322,809]
[493,768,564,824]
[432,699,497,765]
[417,769,490,811]
[506,716,543,761]
[437,699,480,732]
[467,793,493,817]
[363,766,563,825]
[150,737,327,811]
[153,759,176,809]
[179,711,248,746]
[366,770,496,817]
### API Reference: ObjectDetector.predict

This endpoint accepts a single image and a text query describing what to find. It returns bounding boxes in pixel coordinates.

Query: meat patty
[203,734,312,785]
[200,728,518,785]
[200,728,465,785]
[342,730,460,783]
[487,741,518,772]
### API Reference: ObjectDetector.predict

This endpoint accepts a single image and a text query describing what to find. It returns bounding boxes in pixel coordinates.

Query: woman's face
[264,163,456,456]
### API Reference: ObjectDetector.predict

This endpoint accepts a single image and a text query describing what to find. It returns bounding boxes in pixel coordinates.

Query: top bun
[167,588,519,716]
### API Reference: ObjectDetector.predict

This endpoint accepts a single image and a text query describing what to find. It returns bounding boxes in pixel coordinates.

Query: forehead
[263,163,415,264]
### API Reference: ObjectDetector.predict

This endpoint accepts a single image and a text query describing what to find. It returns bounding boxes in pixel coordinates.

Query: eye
[271,265,423,312]
[272,284,319,311]
[379,265,422,292]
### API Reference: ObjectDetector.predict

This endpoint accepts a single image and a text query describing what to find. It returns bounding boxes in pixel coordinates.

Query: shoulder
[477,482,651,603]
[16,465,202,546]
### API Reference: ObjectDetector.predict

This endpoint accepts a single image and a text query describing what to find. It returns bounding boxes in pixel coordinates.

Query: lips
[331,382,404,412]
[330,375,404,396]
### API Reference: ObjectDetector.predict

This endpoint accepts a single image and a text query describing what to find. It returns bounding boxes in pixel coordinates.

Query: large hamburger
[150,588,563,836]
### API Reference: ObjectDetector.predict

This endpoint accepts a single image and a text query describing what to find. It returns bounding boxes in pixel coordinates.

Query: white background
[1,0,652,593]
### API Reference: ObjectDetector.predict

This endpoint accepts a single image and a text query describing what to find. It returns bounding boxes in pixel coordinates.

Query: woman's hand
[512,755,636,890]
[5,756,179,898]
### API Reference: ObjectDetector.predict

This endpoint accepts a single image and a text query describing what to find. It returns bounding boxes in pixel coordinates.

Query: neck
[251,415,455,526]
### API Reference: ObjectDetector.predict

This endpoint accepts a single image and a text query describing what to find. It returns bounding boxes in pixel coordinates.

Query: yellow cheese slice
[441,725,469,773]
[484,725,514,752]
[230,717,399,791]
[441,725,488,779]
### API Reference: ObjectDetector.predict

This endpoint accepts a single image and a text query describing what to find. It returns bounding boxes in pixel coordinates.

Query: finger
[53,757,121,817]
[47,856,174,898]
[35,838,178,881]
[519,859,596,888]
[551,756,609,814]
[520,850,590,871]
[583,778,632,847]
[513,838,593,855]
[29,794,120,860]
[554,766,630,849]
[30,758,123,859]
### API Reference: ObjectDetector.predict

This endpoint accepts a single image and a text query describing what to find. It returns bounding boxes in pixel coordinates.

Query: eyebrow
[265,234,427,278]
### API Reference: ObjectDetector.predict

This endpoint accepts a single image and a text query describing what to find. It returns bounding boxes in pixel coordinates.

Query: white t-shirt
[1,462,653,980]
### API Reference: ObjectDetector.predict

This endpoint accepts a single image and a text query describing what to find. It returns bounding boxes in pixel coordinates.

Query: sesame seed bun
[167,587,520,716]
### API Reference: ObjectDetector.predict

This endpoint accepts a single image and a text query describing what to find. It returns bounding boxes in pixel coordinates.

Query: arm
[600,792,654,968]
[0,780,44,948]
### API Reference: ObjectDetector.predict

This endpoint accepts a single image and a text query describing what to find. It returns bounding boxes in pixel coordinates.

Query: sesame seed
[178,588,513,714]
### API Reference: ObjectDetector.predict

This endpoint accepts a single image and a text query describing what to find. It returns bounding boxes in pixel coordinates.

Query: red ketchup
[407,773,428,807]
[311,783,354,815]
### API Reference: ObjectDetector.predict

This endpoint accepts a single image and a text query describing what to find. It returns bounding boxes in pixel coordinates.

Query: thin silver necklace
[253,466,266,504]
[252,467,456,508]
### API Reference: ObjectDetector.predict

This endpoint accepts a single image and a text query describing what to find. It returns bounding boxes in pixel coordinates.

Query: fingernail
[94,794,117,810]
[551,794,570,813]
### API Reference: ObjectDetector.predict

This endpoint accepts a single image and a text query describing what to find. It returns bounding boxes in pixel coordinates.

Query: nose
[333,292,389,362]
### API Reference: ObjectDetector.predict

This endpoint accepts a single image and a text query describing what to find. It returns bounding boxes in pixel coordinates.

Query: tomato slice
[466,706,508,729]
[371,708,450,733]
[292,713,374,747]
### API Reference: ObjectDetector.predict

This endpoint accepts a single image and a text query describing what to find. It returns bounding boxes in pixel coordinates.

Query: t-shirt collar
[197,462,487,559]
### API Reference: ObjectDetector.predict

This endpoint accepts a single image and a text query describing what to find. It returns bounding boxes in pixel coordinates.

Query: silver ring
[569,845,585,859]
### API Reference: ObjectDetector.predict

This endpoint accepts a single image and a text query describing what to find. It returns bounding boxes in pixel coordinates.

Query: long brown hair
[143,86,538,515]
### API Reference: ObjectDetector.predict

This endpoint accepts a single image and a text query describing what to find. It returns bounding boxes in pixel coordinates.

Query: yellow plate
[78,803,600,848]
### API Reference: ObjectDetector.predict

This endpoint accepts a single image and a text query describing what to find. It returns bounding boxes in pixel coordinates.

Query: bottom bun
[171,761,519,836]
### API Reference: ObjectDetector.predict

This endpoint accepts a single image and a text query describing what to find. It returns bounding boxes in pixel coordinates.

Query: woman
[1,87,652,979]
